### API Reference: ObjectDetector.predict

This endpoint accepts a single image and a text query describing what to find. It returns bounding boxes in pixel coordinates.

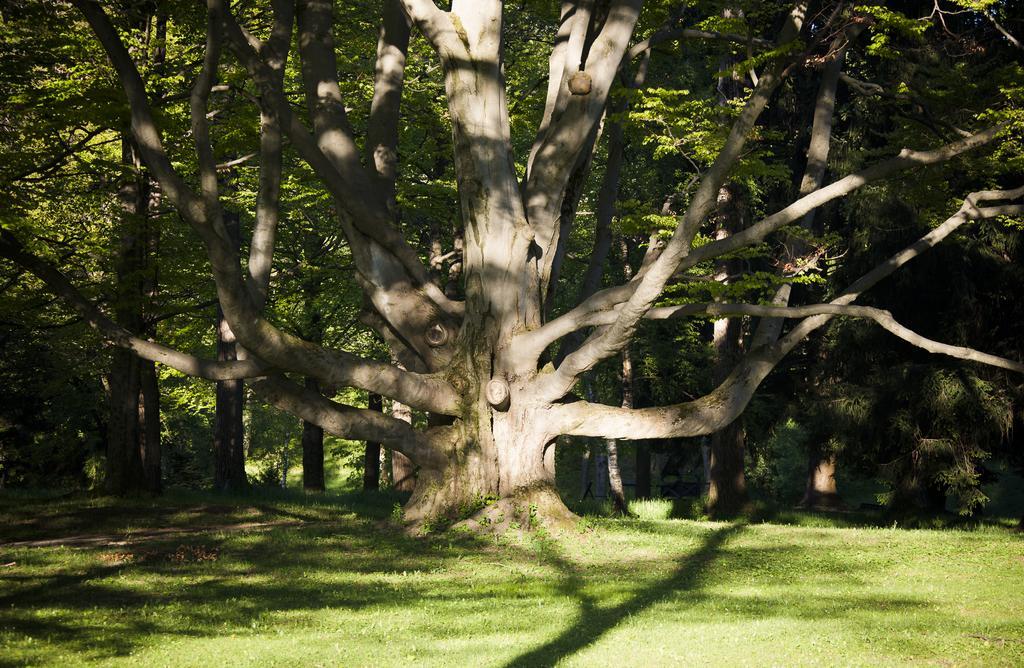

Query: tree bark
[706,185,749,517]
[707,420,748,516]
[606,439,627,514]
[302,377,326,491]
[213,329,246,491]
[138,359,161,493]
[579,443,592,499]
[606,344,634,515]
[213,211,247,492]
[363,392,383,491]
[107,349,143,494]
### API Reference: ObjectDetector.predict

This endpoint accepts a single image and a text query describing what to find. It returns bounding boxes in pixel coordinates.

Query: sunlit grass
[1,491,1022,666]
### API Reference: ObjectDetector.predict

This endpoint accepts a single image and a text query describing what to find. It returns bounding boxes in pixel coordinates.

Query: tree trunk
[799,452,842,509]
[707,420,748,516]
[400,401,573,531]
[606,440,627,514]
[363,392,383,491]
[106,133,155,495]
[302,377,326,491]
[213,332,246,492]
[138,359,161,493]
[706,185,749,517]
[213,211,247,492]
[106,349,143,494]
[606,345,634,515]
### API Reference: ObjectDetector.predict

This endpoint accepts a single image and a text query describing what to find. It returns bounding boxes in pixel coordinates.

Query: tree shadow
[502,523,745,668]
[0,512,494,662]
[0,495,940,666]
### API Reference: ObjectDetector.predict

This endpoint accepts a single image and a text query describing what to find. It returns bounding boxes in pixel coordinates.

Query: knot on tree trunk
[568,71,592,96]
[485,377,510,411]
[425,323,449,347]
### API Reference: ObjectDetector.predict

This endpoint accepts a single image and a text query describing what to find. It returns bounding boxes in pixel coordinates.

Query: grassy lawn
[1,491,1022,667]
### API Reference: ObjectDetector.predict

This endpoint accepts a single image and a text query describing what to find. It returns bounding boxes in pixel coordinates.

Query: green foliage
[746,418,813,505]
[859,6,931,59]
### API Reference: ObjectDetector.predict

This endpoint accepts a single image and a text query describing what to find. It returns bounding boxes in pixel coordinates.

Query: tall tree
[2,1,1022,525]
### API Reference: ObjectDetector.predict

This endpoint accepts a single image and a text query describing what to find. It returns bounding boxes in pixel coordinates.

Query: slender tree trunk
[213,326,246,491]
[138,360,161,492]
[706,184,749,517]
[301,377,326,491]
[606,440,627,513]
[606,345,634,514]
[296,229,327,491]
[213,211,247,492]
[363,392,383,491]
[799,452,842,509]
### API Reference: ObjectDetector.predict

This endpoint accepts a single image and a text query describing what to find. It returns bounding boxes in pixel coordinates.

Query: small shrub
[630,498,674,520]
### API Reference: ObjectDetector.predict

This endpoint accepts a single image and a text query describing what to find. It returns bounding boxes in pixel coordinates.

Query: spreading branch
[530,4,808,401]
[0,230,269,381]
[548,189,1024,440]
[524,123,1009,360]
[57,1,464,413]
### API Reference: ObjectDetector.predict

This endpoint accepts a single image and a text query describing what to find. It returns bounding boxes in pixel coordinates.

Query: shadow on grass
[0,494,482,664]
[501,517,934,667]
[503,523,745,668]
[0,490,936,666]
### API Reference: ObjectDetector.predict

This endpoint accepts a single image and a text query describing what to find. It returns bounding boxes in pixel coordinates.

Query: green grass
[1,490,1022,667]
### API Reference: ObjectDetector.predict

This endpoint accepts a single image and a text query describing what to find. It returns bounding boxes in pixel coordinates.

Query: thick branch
[524,0,643,300]
[367,0,411,199]
[526,122,1009,359]
[249,0,293,308]
[546,188,1023,439]
[190,9,222,212]
[398,0,467,59]
[251,374,441,466]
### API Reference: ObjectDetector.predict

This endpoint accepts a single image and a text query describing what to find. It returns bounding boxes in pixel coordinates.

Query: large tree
[2,0,1022,527]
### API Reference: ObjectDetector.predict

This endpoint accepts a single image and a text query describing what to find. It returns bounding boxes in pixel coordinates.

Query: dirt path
[0,519,308,549]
